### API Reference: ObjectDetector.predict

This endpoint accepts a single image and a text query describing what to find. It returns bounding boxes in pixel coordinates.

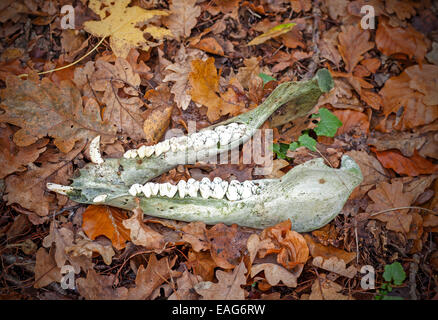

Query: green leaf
[297,133,317,151]
[383,262,406,285]
[382,295,404,300]
[312,108,342,137]
[272,143,289,159]
[259,73,276,85]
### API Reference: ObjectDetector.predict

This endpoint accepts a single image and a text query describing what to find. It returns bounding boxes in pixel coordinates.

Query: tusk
[89,135,104,164]
[46,183,75,195]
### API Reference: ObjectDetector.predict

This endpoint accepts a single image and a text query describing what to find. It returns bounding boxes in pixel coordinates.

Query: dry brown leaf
[367,180,416,233]
[187,249,217,281]
[143,88,174,144]
[385,0,417,21]
[236,57,261,89]
[76,269,128,300]
[333,109,369,136]
[189,57,243,122]
[181,221,209,252]
[0,76,116,153]
[168,270,203,300]
[373,149,438,177]
[66,236,115,266]
[194,260,247,300]
[250,263,303,287]
[127,254,181,300]
[304,234,356,264]
[367,131,428,157]
[376,18,428,63]
[42,221,74,268]
[304,274,354,300]
[192,37,225,56]
[34,247,62,289]
[338,25,374,73]
[312,256,357,278]
[165,0,201,40]
[122,207,165,250]
[291,0,312,13]
[82,205,131,250]
[4,143,83,218]
[163,46,206,110]
[0,125,48,178]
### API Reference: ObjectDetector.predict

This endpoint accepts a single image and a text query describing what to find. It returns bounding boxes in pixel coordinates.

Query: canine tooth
[89,136,104,164]
[177,180,187,198]
[124,149,138,159]
[93,194,107,203]
[46,183,74,195]
[141,183,152,197]
[137,145,147,158]
[186,178,199,197]
[150,183,159,196]
[129,183,142,196]
[226,180,241,201]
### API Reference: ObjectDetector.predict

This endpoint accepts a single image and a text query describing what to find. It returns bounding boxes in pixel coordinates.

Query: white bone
[177,180,187,198]
[214,125,226,133]
[219,131,232,146]
[137,145,147,158]
[93,194,107,203]
[89,136,104,164]
[176,136,188,151]
[46,183,74,195]
[169,137,179,152]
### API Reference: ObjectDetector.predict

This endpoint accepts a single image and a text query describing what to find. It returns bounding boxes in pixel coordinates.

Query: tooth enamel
[219,131,232,145]
[93,194,107,203]
[186,178,199,197]
[124,149,138,159]
[212,178,228,199]
[150,183,159,196]
[241,181,254,199]
[177,180,187,198]
[169,137,179,152]
[226,180,241,201]
[90,136,104,164]
[129,183,142,196]
[141,183,152,197]
[199,177,212,199]
[159,183,169,196]
[231,131,243,141]
[176,136,188,151]
[214,125,226,133]
[168,183,178,197]
[161,140,170,152]
[137,145,147,158]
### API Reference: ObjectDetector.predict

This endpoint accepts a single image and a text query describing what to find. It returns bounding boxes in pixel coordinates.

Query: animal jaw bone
[47,156,362,231]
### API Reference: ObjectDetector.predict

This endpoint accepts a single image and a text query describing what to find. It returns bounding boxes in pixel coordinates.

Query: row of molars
[123,122,248,159]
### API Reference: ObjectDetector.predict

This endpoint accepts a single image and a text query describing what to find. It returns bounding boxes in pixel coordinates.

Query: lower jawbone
[48,156,362,231]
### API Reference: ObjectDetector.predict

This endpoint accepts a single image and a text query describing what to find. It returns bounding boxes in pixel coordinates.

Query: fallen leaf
[192,37,225,56]
[83,0,172,58]
[82,205,131,250]
[194,261,247,300]
[187,249,217,281]
[236,57,261,89]
[143,88,174,144]
[34,247,62,289]
[121,207,164,250]
[181,221,209,252]
[128,254,181,299]
[66,237,115,266]
[373,149,438,177]
[367,180,416,233]
[250,263,302,287]
[42,221,74,268]
[0,125,48,178]
[304,274,354,300]
[248,23,296,46]
[291,0,312,13]
[304,234,356,264]
[312,256,357,278]
[0,76,116,153]
[338,24,374,73]
[76,269,128,300]
[165,0,201,40]
[168,270,203,300]
[376,18,428,63]
[333,109,369,136]
[385,0,417,21]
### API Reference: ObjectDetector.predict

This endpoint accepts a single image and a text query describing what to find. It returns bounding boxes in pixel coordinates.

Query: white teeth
[150,183,159,196]
[129,183,142,196]
[214,125,226,133]
[186,178,199,197]
[124,149,138,159]
[141,183,152,197]
[167,183,178,197]
[176,136,188,151]
[177,180,187,198]
[192,132,206,151]
[90,136,104,164]
[169,137,179,152]
[144,146,155,157]
[137,145,147,158]
[159,183,169,196]
[241,181,254,199]
[199,177,212,199]
[219,131,232,146]
[226,180,241,201]
[231,131,243,142]
[93,194,107,203]
[155,140,170,156]
[212,178,228,199]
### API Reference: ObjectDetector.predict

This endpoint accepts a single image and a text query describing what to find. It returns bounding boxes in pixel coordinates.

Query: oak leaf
[194,261,247,300]
[76,269,128,300]
[312,256,357,278]
[82,205,131,250]
[303,274,354,300]
[304,234,356,264]
[66,237,115,266]
[42,221,74,268]
[84,0,172,58]
[165,0,200,40]
[0,76,116,153]
[34,247,62,289]
[251,263,302,287]
[168,270,203,300]
[333,109,369,136]
[192,37,224,56]
[338,24,374,73]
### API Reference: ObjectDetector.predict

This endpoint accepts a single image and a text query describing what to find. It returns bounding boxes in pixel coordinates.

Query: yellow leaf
[84,0,172,58]
[248,23,296,46]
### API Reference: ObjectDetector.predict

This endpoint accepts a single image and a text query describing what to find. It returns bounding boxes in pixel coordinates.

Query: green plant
[273,108,342,158]
[375,262,406,300]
